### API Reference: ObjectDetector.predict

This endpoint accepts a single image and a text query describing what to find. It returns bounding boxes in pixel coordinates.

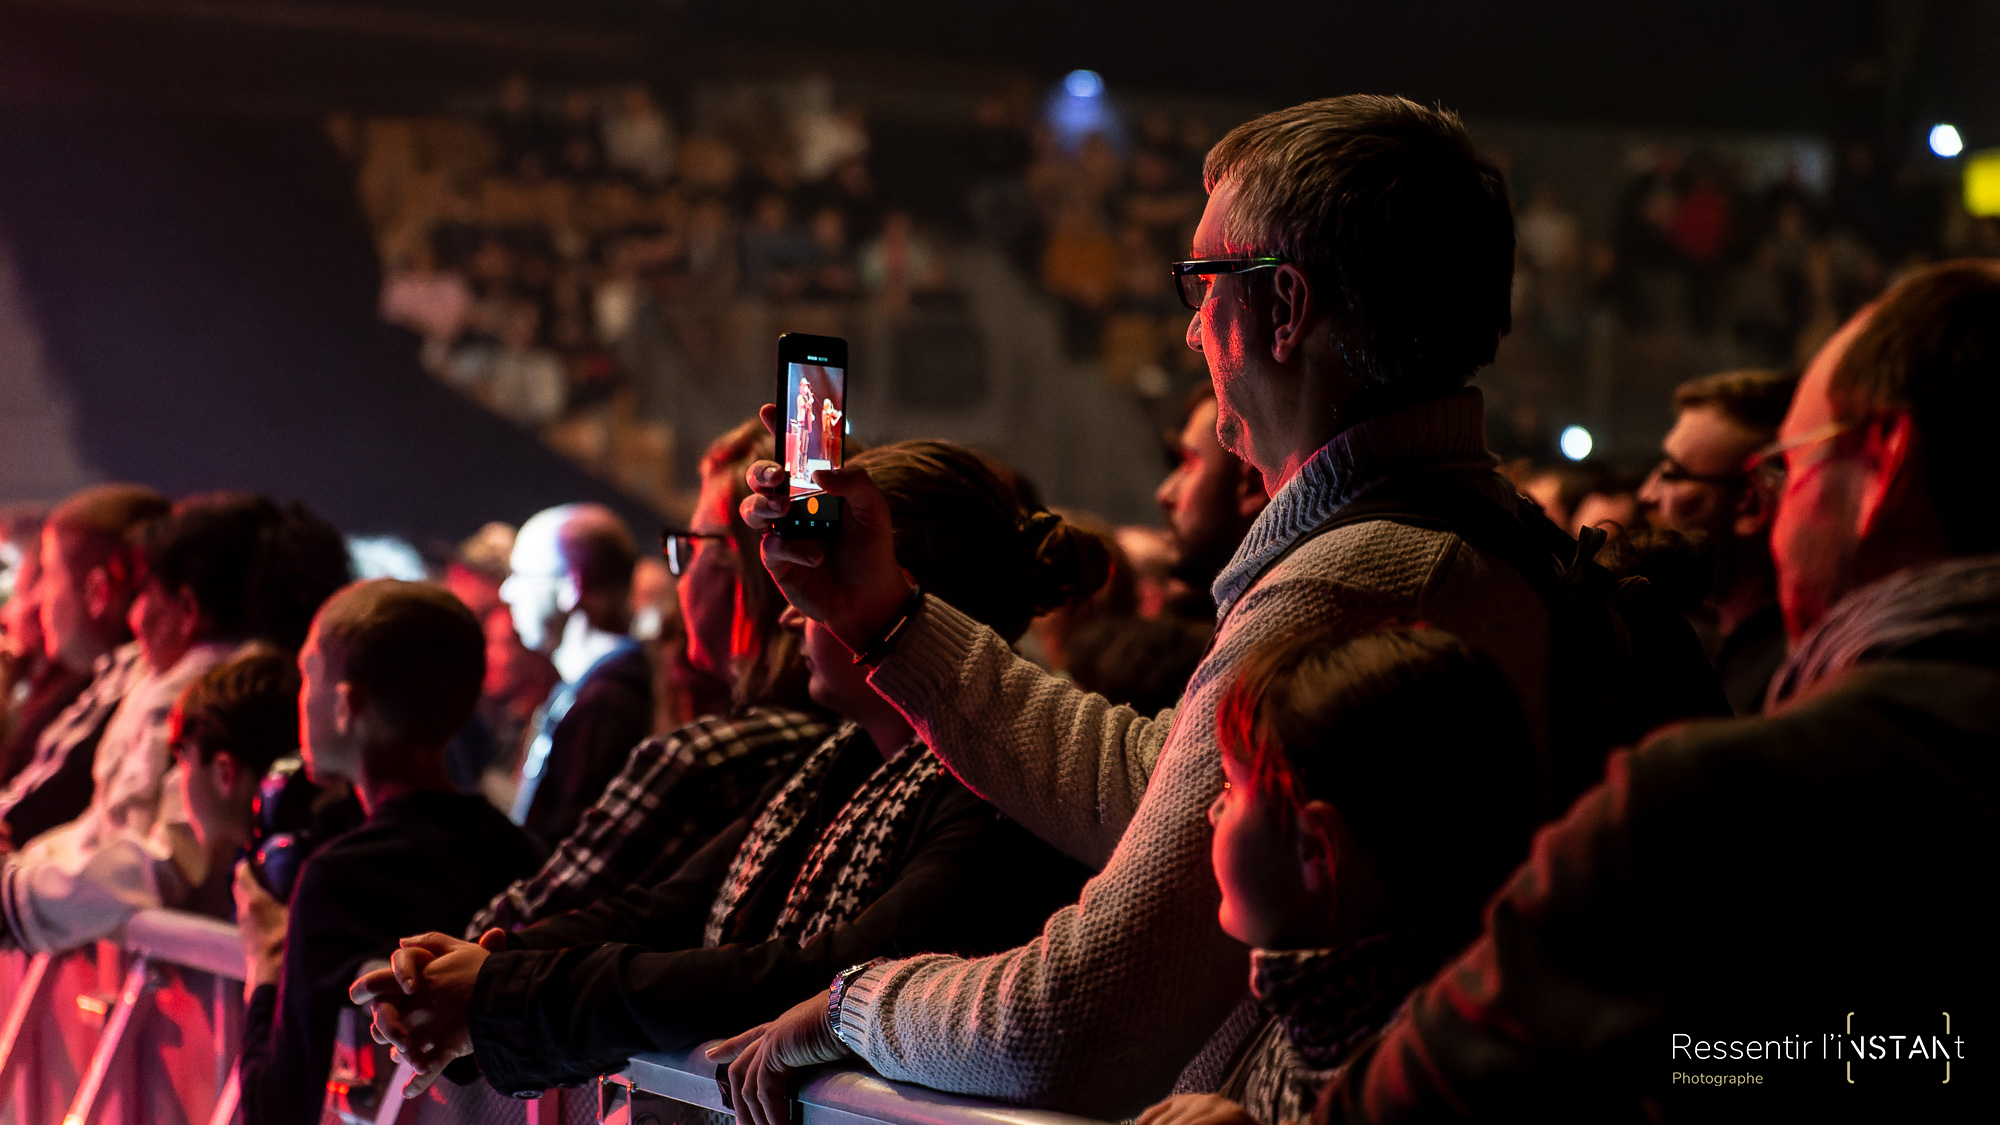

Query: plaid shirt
[469,706,831,934]
[0,644,147,828]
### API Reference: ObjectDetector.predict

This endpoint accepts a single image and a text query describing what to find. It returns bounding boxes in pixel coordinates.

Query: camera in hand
[243,756,364,904]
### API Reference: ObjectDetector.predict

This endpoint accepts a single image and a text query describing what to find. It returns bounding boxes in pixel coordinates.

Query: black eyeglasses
[1743,420,1859,493]
[1170,257,1287,312]
[1645,455,1748,488]
[659,527,729,577]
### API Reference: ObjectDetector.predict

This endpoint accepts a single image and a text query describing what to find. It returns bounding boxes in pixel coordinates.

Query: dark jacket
[523,643,654,847]
[1315,656,1999,1123]
[240,791,542,1125]
[466,729,1093,1094]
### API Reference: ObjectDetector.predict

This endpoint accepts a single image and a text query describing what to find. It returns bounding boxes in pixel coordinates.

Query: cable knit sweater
[839,389,1550,1118]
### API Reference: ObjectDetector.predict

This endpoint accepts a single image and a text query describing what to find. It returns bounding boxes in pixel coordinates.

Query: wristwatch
[827,958,889,1048]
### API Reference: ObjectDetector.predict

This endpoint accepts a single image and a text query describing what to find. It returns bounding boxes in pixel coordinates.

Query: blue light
[1559,425,1594,462]
[1064,70,1104,99]
[1930,124,1964,158]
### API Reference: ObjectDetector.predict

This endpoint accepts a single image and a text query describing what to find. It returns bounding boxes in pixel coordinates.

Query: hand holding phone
[774,333,849,540]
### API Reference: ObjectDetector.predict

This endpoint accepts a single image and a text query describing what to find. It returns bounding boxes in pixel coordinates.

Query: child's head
[172,645,301,851]
[299,580,484,785]
[1208,625,1541,949]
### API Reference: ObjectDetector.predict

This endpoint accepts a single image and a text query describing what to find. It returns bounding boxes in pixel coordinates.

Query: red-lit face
[128,577,200,674]
[679,470,742,680]
[1770,317,1872,640]
[1207,750,1338,949]
[1185,180,1268,474]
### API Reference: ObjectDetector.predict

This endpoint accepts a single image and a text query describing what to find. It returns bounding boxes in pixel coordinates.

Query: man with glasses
[713,96,1600,1119]
[1309,259,2000,1123]
[1637,369,1797,714]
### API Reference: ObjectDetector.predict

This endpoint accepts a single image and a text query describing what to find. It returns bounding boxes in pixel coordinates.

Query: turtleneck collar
[1212,388,1498,617]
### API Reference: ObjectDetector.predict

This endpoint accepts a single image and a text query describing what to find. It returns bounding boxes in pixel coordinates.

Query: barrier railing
[609,1048,1108,1125]
[4,913,1110,1125]
[0,909,244,1125]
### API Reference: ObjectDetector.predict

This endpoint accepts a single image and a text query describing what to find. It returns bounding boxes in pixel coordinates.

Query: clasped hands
[348,928,503,1098]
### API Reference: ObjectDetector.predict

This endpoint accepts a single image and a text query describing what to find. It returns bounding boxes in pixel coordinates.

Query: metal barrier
[0,909,244,1125]
[610,1048,1107,1125]
[4,914,1110,1125]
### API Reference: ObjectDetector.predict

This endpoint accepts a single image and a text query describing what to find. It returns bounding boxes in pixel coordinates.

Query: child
[169,646,301,918]
[1144,625,1543,1125]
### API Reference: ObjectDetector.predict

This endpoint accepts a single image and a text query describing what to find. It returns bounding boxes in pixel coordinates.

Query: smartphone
[774,333,849,539]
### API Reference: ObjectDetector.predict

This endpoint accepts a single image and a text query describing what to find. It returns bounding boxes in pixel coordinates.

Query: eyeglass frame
[1743,419,1862,492]
[1170,257,1288,312]
[1646,454,1749,488]
[658,527,730,578]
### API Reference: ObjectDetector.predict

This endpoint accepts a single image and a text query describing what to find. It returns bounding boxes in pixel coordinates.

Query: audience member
[716,96,1701,1119]
[0,505,92,790]
[169,647,301,921]
[1155,382,1269,617]
[234,581,541,1125]
[0,489,169,858]
[470,420,832,933]
[1637,368,1798,713]
[1313,260,2000,1122]
[500,503,653,845]
[1138,625,1540,1125]
[1,493,348,952]
[353,440,1102,1101]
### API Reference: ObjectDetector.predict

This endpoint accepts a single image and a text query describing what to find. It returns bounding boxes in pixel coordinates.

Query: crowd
[349,74,949,506]
[1,93,1993,1125]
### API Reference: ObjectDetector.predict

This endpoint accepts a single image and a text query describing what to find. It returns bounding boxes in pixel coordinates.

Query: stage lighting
[1559,425,1593,462]
[1064,70,1105,99]
[1929,124,1964,158]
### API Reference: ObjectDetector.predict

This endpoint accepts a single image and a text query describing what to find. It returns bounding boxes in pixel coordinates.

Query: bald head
[1768,260,2000,638]
[503,504,637,652]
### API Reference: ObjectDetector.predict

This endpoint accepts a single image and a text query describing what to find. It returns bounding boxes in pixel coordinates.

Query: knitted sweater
[838,389,1551,1118]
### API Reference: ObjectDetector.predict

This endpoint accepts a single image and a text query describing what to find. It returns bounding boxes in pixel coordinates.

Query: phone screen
[782,359,846,496]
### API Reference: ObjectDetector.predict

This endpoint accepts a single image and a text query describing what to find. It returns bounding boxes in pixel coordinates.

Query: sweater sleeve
[238,858,393,1125]
[467,785,1085,1094]
[840,569,1416,1118]
[866,596,1174,869]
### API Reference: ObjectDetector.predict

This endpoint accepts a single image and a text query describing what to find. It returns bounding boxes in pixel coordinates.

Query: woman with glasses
[469,418,835,934]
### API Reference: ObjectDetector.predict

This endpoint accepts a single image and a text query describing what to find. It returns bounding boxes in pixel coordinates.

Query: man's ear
[1855,412,1919,544]
[83,566,114,621]
[1233,464,1271,520]
[1732,475,1776,538]
[333,681,358,737]
[1268,264,1315,365]
[555,575,583,616]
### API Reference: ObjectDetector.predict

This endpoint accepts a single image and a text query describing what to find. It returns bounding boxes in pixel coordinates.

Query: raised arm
[741,448,1176,867]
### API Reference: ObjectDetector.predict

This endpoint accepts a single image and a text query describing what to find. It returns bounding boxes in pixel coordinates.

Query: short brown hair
[1829,260,2000,555]
[1672,369,1798,435]
[47,483,170,589]
[172,644,299,777]
[1218,625,1540,932]
[313,580,483,746]
[1204,95,1514,403]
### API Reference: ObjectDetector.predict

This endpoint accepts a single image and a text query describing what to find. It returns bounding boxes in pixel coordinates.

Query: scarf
[1766,552,2000,709]
[703,722,946,948]
[1222,933,1452,1125]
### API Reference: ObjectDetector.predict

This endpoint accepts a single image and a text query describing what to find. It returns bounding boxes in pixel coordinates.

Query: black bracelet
[850,584,924,666]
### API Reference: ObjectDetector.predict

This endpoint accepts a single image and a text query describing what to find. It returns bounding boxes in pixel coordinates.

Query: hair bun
[1017,509,1111,615]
